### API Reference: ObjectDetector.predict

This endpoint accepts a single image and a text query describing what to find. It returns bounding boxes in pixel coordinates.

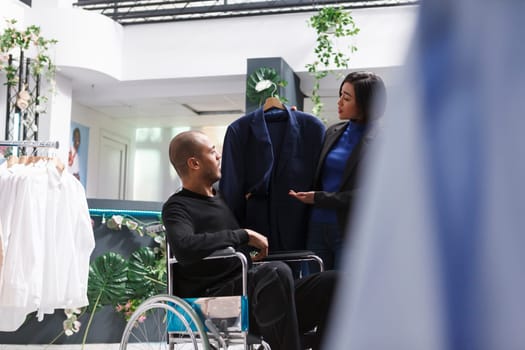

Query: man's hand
[288,189,315,204]
[245,229,268,261]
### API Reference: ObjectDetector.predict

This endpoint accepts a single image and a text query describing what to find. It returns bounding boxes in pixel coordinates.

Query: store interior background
[0,0,418,203]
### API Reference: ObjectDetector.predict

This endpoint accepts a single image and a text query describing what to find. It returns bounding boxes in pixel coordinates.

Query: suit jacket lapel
[339,128,373,190]
[314,122,347,183]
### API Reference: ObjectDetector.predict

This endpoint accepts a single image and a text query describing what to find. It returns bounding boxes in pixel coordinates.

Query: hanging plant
[0,19,57,87]
[306,7,360,117]
[246,66,288,106]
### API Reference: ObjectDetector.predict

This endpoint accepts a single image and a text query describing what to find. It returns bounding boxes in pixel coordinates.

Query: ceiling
[59,1,412,129]
[73,0,418,25]
[64,66,344,128]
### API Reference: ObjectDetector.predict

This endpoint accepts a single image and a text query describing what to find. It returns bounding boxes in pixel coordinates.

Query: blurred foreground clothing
[325,1,525,349]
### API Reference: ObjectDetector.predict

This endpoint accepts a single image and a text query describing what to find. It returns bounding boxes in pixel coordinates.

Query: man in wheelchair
[162,130,338,350]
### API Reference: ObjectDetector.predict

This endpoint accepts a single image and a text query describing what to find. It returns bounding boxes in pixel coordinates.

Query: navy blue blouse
[311,121,366,223]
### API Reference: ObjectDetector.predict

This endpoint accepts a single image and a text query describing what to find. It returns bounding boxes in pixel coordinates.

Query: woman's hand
[288,190,315,204]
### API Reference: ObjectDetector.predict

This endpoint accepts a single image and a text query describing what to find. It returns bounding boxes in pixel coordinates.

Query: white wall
[2,1,417,84]
[122,6,417,82]
[0,75,5,140]
[25,8,123,80]
[71,101,135,198]
[132,125,227,202]
[0,0,26,25]
[37,74,73,162]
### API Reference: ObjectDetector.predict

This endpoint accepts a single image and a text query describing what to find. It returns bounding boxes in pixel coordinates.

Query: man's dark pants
[206,261,337,350]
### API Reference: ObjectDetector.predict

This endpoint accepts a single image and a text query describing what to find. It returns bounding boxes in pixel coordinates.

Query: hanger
[52,157,65,174]
[263,82,285,111]
[7,155,18,168]
[263,97,285,111]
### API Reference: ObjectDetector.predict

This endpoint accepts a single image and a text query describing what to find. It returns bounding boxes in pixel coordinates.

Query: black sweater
[162,188,250,297]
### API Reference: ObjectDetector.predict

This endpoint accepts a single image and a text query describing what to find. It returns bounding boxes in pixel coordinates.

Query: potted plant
[306,7,360,117]
[246,66,288,106]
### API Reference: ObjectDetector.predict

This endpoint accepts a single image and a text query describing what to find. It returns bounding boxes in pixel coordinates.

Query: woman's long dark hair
[339,71,387,123]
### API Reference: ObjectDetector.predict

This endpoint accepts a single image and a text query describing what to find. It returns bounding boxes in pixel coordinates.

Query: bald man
[162,130,337,350]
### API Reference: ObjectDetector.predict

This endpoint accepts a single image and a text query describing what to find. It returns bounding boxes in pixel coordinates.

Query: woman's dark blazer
[312,120,377,236]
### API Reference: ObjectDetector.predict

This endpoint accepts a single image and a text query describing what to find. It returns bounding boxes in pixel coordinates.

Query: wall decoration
[68,121,89,188]
[1,19,57,142]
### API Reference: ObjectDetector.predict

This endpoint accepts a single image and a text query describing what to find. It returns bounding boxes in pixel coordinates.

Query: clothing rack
[0,140,59,148]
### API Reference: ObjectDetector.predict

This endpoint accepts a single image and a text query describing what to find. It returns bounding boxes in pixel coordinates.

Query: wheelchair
[119,243,324,350]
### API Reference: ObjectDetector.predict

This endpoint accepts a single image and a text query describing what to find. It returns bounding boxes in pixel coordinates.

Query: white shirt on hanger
[0,159,95,330]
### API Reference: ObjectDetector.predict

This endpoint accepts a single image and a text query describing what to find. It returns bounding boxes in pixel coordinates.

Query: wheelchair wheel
[120,294,211,350]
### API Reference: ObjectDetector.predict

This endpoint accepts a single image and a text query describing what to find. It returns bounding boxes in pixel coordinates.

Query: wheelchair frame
[119,244,323,350]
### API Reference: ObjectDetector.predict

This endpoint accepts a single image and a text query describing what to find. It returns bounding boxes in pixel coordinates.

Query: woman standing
[289,71,386,270]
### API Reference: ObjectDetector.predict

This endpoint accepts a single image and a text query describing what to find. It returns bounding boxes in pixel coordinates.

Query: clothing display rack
[0,140,59,148]
[0,140,60,157]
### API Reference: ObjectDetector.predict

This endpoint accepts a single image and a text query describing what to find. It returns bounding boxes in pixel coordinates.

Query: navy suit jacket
[219,106,325,250]
[313,121,378,236]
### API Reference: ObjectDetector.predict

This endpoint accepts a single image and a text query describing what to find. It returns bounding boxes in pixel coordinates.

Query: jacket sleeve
[313,188,362,209]
[219,125,247,225]
[162,201,249,265]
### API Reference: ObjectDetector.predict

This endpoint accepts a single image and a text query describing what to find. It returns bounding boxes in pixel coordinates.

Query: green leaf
[87,252,130,312]
[127,247,166,300]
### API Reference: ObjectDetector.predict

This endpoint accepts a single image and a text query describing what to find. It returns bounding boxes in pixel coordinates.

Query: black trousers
[206,261,337,350]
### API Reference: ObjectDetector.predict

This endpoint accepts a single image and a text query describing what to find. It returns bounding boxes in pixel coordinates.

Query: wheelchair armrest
[167,245,250,296]
[262,250,317,261]
[259,250,324,272]
[204,246,236,259]
[168,247,237,264]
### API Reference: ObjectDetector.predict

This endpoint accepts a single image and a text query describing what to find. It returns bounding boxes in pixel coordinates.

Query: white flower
[63,309,82,336]
[0,53,8,65]
[112,215,123,225]
[125,219,139,231]
[36,104,47,114]
[107,215,124,230]
[63,319,81,336]
[64,308,81,317]
[16,98,29,110]
[16,89,31,110]
[255,79,273,92]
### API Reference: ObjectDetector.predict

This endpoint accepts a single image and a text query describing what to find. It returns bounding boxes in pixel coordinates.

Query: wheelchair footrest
[168,295,249,333]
